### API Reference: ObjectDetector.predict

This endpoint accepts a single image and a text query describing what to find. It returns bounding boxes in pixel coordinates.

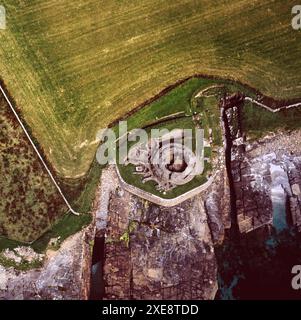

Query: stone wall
[115,148,224,208]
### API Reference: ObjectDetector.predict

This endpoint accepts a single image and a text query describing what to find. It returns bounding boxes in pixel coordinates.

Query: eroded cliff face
[0,223,94,300]
[92,150,229,300]
[0,141,230,300]
[216,95,301,299]
[83,105,301,300]
[234,132,301,234]
[215,129,301,299]
[100,120,301,300]
[1,95,301,300]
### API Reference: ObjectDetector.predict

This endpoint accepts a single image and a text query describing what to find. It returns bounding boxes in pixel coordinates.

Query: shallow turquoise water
[272,202,288,233]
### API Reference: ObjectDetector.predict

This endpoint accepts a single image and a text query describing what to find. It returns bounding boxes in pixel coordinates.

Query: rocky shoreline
[0,222,94,300]
[233,130,301,234]
[0,103,301,299]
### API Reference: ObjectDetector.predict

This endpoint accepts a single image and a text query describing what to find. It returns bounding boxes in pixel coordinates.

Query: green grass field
[0,0,301,178]
[243,102,301,139]
[0,90,100,248]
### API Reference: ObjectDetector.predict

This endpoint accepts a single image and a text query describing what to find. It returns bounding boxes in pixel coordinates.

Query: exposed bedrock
[220,93,301,235]
[101,164,228,300]
[0,158,228,300]
[99,102,301,300]
[0,223,94,300]
[2,99,301,300]
[232,130,301,234]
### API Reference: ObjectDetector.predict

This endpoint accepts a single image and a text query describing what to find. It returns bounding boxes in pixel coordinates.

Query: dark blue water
[89,237,105,300]
[215,203,301,300]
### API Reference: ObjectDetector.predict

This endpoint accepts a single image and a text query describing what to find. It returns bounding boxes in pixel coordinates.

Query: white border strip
[0,84,81,216]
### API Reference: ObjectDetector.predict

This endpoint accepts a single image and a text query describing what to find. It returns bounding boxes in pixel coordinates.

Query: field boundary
[245,97,301,112]
[2,75,301,215]
[0,84,82,216]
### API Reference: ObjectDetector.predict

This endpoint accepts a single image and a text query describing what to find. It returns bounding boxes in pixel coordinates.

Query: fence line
[0,84,82,215]
[245,96,301,113]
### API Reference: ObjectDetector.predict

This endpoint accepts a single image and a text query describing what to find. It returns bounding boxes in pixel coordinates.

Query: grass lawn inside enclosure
[116,78,224,199]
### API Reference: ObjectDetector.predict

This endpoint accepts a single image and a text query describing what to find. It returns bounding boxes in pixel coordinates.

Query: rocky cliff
[1,94,301,300]
[0,223,94,300]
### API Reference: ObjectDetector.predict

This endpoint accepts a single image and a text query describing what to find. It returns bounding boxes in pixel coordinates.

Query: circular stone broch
[125,129,204,192]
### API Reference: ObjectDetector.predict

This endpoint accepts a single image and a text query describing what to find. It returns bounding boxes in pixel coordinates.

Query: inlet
[89,236,105,300]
